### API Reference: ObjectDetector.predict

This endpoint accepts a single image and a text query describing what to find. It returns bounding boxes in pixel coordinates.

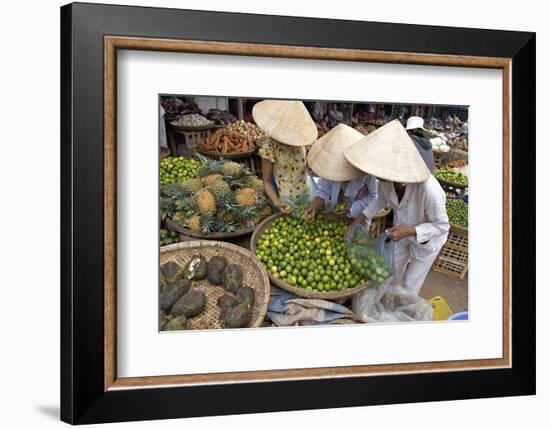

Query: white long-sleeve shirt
[362,175,449,258]
[315,175,378,218]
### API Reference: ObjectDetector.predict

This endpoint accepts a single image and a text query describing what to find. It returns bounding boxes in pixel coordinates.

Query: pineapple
[198,159,224,177]
[207,179,231,198]
[198,214,216,233]
[180,178,203,194]
[234,188,257,206]
[201,174,223,187]
[222,161,242,176]
[197,189,216,214]
[186,215,201,232]
[171,211,187,226]
[173,196,198,214]
[249,177,264,192]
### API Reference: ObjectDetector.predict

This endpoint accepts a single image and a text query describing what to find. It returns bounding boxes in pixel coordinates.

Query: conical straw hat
[344,119,430,183]
[307,124,365,181]
[252,100,317,146]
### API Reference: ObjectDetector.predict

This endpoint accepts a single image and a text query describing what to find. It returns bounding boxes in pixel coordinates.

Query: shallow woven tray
[196,146,257,159]
[166,218,255,240]
[170,123,216,132]
[160,240,270,329]
[250,213,371,300]
[435,176,468,189]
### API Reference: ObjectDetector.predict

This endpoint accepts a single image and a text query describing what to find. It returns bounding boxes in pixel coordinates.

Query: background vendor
[304,124,378,220]
[344,120,449,295]
[405,115,434,171]
[253,100,318,212]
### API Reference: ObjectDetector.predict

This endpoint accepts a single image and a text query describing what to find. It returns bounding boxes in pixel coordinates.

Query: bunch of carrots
[200,129,255,154]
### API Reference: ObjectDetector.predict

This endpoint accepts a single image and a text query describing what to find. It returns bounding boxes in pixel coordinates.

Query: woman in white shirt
[303,124,378,220]
[344,120,449,295]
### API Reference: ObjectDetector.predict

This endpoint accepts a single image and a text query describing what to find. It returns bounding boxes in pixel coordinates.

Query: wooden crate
[432,225,468,280]
[173,128,214,155]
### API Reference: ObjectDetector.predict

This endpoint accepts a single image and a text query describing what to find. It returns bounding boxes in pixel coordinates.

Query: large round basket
[250,213,371,300]
[160,240,270,329]
[166,218,255,240]
[170,122,216,132]
[196,146,257,159]
[436,177,468,189]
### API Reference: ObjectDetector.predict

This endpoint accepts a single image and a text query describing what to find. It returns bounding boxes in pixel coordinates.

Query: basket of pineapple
[161,159,273,239]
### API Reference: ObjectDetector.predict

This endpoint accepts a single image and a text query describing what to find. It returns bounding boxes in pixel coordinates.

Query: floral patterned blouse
[258,137,310,203]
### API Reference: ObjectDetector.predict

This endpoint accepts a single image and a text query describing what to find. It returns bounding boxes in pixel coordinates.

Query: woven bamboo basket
[160,240,270,329]
[436,176,468,189]
[196,146,257,159]
[170,122,216,132]
[166,218,256,240]
[432,225,469,280]
[250,213,371,300]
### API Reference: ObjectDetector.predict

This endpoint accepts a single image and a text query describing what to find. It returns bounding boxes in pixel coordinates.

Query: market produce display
[205,108,237,126]
[434,167,468,186]
[159,254,255,330]
[225,120,266,141]
[160,240,270,330]
[159,157,204,185]
[254,216,366,292]
[430,137,450,153]
[445,159,466,169]
[170,113,214,129]
[161,159,271,233]
[354,124,376,136]
[446,199,468,229]
[199,129,255,155]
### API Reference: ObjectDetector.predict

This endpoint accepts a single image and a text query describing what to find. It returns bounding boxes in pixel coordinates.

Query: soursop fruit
[160,277,190,312]
[236,286,255,308]
[217,293,239,310]
[162,315,187,331]
[161,261,181,283]
[172,289,206,318]
[183,255,207,280]
[206,255,227,285]
[223,301,252,328]
[222,264,243,293]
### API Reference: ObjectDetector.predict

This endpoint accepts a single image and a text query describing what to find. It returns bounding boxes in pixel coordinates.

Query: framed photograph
[61,2,535,424]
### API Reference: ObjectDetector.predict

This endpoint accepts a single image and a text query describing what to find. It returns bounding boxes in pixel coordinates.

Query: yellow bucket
[428,296,453,321]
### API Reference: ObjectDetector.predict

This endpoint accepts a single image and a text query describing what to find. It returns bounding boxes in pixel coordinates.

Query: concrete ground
[420,270,468,313]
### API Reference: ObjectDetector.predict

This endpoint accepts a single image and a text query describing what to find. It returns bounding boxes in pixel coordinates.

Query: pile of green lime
[160,229,180,246]
[446,199,468,228]
[160,157,204,185]
[254,216,366,292]
[434,167,468,186]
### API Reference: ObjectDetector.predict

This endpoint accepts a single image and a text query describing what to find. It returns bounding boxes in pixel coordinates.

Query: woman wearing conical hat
[344,119,450,296]
[304,124,378,221]
[253,100,318,212]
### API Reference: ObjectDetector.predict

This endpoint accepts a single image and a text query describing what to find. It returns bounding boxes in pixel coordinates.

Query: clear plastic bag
[345,224,394,284]
[352,282,433,323]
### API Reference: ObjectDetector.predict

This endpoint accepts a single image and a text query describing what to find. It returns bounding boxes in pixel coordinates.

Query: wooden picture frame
[61,2,535,424]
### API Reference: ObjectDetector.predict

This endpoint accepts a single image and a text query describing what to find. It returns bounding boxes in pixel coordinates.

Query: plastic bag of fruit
[345,224,394,284]
[352,282,433,323]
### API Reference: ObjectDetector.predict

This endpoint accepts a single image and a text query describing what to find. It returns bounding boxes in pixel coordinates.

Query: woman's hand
[302,206,316,222]
[386,225,416,241]
[276,203,292,213]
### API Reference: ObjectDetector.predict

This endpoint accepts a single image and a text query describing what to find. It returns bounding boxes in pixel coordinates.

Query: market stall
[158,97,470,331]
